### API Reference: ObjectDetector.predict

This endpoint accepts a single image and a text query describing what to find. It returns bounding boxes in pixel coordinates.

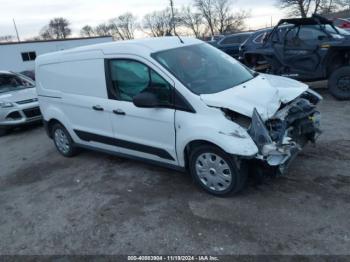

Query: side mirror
[133,91,159,108]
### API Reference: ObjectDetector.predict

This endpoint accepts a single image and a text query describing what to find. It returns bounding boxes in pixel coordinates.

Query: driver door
[105,56,178,165]
[276,26,322,72]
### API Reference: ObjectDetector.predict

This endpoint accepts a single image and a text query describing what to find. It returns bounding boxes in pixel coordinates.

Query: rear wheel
[328,66,350,100]
[189,145,247,196]
[52,123,78,157]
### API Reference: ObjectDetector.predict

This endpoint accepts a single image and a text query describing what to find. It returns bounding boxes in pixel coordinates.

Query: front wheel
[189,145,247,196]
[52,123,78,157]
[328,66,350,100]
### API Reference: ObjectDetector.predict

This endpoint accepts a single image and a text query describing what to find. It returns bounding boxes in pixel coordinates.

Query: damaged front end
[248,92,322,175]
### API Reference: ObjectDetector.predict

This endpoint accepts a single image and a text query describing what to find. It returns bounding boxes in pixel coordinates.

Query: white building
[0,36,113,72]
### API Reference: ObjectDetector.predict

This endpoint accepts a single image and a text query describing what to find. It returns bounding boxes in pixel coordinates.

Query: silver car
[0,71,41,135]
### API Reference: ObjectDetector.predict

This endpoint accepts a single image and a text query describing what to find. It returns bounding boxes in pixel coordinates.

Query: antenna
[169,0,184,44]
[13,18,20,42]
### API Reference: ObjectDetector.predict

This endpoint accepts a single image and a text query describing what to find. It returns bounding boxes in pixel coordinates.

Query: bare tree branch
[142,8,174,37]
[180,6,204,37]
[80,25,95,37]
[194,0,216,36]
[110,13,137,40]
[40,18,71,39]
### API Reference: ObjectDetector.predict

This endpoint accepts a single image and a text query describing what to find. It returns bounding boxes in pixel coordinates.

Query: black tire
[189,145,247,196]
[328,66,350,100]
[0,128,8,137]
[51,123,78,157]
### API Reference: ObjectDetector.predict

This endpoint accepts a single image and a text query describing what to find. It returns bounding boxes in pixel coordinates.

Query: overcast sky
[0,0,283,39]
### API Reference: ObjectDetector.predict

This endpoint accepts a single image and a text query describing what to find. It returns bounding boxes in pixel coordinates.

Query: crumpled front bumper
[248,101,321,175]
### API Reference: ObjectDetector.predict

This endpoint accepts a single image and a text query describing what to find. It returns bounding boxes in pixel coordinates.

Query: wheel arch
[178,134,258,169]
[325,49,350,77]
[46,118,64,138]
[183,140,223,169]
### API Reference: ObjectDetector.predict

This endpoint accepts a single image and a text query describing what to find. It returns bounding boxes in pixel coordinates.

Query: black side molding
[74,130,175,161]
[38,94,62,99]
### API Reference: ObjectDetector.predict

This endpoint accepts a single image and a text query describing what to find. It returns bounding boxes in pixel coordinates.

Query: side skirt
[75,143,186,173]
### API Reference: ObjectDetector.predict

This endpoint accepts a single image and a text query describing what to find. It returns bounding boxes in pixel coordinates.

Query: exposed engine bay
[248,91,322,175]
[221,90,322,176]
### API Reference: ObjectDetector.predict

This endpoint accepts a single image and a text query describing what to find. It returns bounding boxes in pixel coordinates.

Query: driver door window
[108,59,172,105]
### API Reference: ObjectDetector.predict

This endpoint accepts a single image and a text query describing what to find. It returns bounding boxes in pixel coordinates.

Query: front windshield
[151,43,255,95]
[0,74,34,93]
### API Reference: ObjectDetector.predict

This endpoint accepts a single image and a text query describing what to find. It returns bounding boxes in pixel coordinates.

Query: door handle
[92,105,104,111]
[113,109,126,115]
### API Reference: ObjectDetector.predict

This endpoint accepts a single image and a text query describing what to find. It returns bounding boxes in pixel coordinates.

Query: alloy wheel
[54,128,70,154]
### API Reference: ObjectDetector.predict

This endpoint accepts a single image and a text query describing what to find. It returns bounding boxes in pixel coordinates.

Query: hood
[200,74,308,120]
[0,87,38,103]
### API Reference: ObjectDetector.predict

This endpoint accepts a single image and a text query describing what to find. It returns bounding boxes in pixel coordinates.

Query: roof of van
[0,70,12,75]
[36,36,202,65]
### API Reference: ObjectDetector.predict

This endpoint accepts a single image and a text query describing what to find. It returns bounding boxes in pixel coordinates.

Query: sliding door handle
[113,109,126,115]
[92,105,104,111]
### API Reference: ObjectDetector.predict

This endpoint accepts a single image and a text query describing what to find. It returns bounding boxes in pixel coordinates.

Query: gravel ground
[0,89,349,255]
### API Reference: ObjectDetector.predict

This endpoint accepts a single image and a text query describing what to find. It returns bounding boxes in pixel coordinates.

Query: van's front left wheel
[189,145,247,196]
[52,123,78,157]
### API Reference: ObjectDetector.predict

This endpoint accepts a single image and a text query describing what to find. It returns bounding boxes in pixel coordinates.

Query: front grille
[6,111,22,120]
[16,98,38,105]
[23,107,41,118]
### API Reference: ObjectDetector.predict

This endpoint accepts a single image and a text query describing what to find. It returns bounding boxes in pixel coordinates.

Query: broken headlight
[221,108,251,129]
[248,108,272,151]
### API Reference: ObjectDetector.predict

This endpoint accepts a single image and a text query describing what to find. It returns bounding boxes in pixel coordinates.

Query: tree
[319,0,338,14]
[180,6,205,38]
[80,25,95,37]
[0,35,14,42]
[94,23,114,36]
[193,0,248,35]
[277,0,341,17]
[110,13,137,40]
[142,8,174,37]
[194,0,216,36]
[214,0,248,33]
[335,0,350,10]
[40,17,71,39]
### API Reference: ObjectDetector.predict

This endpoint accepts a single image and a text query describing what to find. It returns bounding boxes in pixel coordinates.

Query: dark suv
[240,14,350,100]
[214,32,252,58]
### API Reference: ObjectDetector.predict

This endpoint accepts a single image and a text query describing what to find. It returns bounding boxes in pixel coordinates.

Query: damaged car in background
[36,37,321,196]
[240,14,350,100]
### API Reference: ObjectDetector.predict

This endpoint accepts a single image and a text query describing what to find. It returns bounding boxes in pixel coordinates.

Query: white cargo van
[36,37,322,196]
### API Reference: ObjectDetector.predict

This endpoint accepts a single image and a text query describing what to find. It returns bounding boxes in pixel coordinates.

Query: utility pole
[13,19,20,42]
[170,0,176,35]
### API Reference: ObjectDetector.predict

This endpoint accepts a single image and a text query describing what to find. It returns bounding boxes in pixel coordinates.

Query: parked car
[238,28,272,62]
[333,18,350,31]
[36,37,322,196]
[19,70,35,81]
[211,34,225,42]
[240,14,350,100]
[206,35,225,47]
[0,71,41,136]
[215,32,252,58]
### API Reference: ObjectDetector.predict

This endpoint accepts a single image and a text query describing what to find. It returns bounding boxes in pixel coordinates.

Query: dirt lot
[0,89,349,255]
